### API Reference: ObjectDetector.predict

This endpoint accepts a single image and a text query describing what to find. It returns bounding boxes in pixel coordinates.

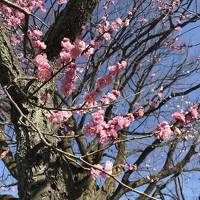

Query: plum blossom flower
[124,19,130,26]
[32,29,43,39]
[0,149,10,160]
[92,110,105,125]
[173,126,181,135]
[100,90,120,106]
[137,107,144,117]
[59,51,72,64]
[90,161,113,180]
[34,54,52,81]
[84,91,102,102]
[90,164,103,180]
[61,63,76,96]
[28,29,46,50]
[125,163,137,171]
[103,32,111,40]
[172,112,186,124]
[102,161,113,178]
[34,40,46,49]
[90,39,102,49]
[190,106,198,119]
[48,111,72,123]
[99,129,110,143]
[108,61,127,75]
[96,75,112,89]
[57,0,67,4]
[84,111,134,143]
[156,121,172,140]
[61,38,74,51]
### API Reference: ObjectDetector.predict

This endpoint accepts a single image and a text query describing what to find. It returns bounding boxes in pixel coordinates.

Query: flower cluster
[90,161,113,180]
[28,29,46,50]
[61,63,76,96]
[155,121,172,140]
[172,106,198,125]
[100,90,120,106]
[152,0,180,11]
[155,106,198,140]
[96,15,129,41]
[84,110,134,143]
[47,111,72,123]
[96,75,112,89]
[172,112,186,124]
[57,0,67,4]
[0,1,46,26]
[108,61,127,75]
[84,90,102,103]
[57,37,93,66]
[95,61,128,89]
[34,54,52,81]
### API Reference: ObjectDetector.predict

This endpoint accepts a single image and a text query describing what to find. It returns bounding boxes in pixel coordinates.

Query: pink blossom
[107,128,118,139]
[84,124,98,136]
[108,114,134,130]
[61,38,74,52]
[124,19,130,26]
[84,91,101,102]
[96,75,112,89]
[190,106,198,119]
[84,47,94,57]
[108,116,126,129]
[172,112,186,124]
[173,126,181,135]
[92,110,105,125]
[40,93,52,103]
[74,37,86,51]
[115,17,123,26]
[90,39,102,49]
[126,113,135,123]
[137,107,144,117]
[125,163,137,171]
[59,51,72,64]
[99,129,110,143]
[108,61,127,75]
[156,121,172,140]
[96,24,103,34]
[34,54,52,81]
[70,47,82,58]
[90,164,103,180]
[35,0,46,13]
[0,149,10,160]
[103,32,111,40]
[57,0,67,4]
[48,111,72,123]
[70,37,86,58]
[121,60,127,67]
[32,29,43,38]
[102,161,113,178]
[34,40,46,49]
[108,65,119,75]
[28,29,45,49]
[101,90,120,106]
[61,63,76,96]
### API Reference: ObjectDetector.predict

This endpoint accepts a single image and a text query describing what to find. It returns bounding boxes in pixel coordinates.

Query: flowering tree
[0,0,200,199]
